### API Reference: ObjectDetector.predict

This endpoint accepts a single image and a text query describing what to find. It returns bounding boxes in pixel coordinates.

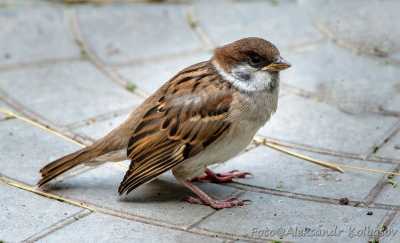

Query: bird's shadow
[44,176,193,203]
[119,179,191,203]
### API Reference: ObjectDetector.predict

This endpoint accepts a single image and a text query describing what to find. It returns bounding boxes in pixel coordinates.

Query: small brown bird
[38,37,290,209]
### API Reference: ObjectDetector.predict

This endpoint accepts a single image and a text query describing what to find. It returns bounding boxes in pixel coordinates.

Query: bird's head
[212,37,290,92]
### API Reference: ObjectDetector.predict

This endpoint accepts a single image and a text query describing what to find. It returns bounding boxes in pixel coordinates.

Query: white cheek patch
[250,69,273,91]
[212,60,236,83]
[212,61,273,92]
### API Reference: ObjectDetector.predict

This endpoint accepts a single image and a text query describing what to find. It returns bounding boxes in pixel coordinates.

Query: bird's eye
[248,53,264,68]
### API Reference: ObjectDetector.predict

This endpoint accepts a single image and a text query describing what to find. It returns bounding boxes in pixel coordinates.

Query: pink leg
[180,180,249,209]
[193,168,252,183]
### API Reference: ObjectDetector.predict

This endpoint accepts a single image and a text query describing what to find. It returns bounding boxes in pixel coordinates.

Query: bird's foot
[179,179,250,209]
[184,196,249,209]
[193,168,252,183]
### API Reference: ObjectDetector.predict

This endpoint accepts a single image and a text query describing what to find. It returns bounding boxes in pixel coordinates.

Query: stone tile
[76,4,202,65]
[0,119,80,185]
[216,147,394,200]
[0,5,80,66]
[116,52,211,94]
[41,212,223,243]
[381,214,400,243]
[385,95,400,112]
[375,132,400,160]
[374,173,400,206]
[46,163,238,227]
[392,51,400,62]
[302,0,400,55]
[215,146,395,201]
[258,94,398,155]
[0,184,82,242]
[73,112,130,140]
[0,0,41,5]
[196,191,388,242]
[0,100,14,121]
[280,42,400,113]
[0,61,142,126]
[195,1,322,49]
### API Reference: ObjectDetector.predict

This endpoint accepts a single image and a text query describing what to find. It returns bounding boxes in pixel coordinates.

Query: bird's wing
[118,62,235,194]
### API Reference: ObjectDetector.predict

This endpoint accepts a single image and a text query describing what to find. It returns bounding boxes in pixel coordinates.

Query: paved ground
[1,0,400,242]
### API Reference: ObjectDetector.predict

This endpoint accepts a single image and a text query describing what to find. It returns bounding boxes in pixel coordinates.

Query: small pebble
[339,197,349,205]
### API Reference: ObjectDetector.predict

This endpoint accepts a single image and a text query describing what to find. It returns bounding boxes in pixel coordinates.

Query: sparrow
[38,37,291,209]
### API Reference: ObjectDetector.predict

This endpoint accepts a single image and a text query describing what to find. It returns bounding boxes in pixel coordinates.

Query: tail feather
[38,145,105,187]
[38,123,128,187]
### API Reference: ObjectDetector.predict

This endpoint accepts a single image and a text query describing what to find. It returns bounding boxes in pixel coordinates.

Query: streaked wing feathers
[118,62,234,194]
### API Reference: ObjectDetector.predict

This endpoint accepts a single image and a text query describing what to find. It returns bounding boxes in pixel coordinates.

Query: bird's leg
[193,168,252,183]
[180,180,248,209]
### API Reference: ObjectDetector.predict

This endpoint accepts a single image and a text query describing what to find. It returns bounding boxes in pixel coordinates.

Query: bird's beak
[262,56,291,72]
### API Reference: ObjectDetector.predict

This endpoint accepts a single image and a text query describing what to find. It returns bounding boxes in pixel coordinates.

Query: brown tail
[38,144,106,187]
[38,119,129,187]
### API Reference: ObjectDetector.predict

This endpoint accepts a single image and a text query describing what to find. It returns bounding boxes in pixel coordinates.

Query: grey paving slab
[385,95,400,113]
[281,42,400,113]
[73,112,130,140]
[195,1,322,49]
[0,183,82,242]
[45,163,238,227]
[0,5,80,66]
[381,214,400,243]
[374,165,400,206]
[258,94,398,155]
[0,101,5,120]
[392,51,400,63]
[76,4,202,65]
[196,191,388,243]
[0,61,142,126]
[116,52,210,94]
[41,212,223,243]
[0,119,80,185]
[0,100,14,121]
[302,0,400,55]
[375,132,400,160]
[215,146,395,201]
[0,0,42,5]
